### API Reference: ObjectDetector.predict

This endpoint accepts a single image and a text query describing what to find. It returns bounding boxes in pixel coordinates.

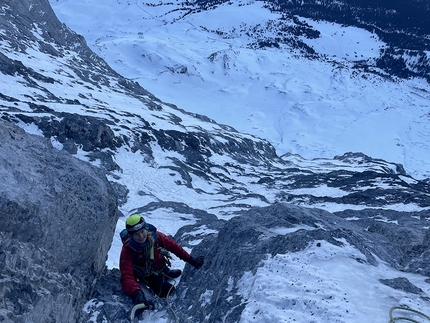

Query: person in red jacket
[120,214,204,308]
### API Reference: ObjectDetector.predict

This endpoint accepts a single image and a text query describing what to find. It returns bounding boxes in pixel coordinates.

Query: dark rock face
[334,208,430,276]
[172,203,430,323]
[0,120,120,322]
[380,277,423,295]
[14,109,123,153]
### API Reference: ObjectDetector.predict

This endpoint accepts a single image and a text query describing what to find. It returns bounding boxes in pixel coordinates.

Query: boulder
[0,120,119,322]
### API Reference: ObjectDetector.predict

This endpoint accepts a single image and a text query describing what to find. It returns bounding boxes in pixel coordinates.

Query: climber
[119,214,205,309]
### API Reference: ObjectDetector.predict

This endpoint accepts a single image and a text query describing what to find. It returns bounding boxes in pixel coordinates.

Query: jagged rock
[0,120,120,322]
[334,208,430,276]
[1,232,79,323]
[172,203,430,323]
[37,113,122,152]
[15,112,124,153]
[379,277,423,294]
[82,269,131,323]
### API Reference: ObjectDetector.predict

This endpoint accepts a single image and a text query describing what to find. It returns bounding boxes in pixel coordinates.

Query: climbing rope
[389,306,430,323]
[164,279,180,323]
[152,272,180,323]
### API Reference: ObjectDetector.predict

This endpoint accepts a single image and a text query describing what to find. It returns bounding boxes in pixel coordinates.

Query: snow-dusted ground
[46,1,430,322]
[237,241,429,323]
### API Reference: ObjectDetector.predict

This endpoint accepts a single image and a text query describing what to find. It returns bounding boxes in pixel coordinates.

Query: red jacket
[120,230,191,297]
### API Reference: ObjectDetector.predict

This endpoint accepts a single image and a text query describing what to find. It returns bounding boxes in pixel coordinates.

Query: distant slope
[49,0,430,181]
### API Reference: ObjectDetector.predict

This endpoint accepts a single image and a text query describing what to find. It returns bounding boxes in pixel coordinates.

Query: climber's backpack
[120,227,131,244]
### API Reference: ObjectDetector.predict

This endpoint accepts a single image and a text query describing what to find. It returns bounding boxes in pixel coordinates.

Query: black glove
[131,289,155,309]
[189,255,204,269]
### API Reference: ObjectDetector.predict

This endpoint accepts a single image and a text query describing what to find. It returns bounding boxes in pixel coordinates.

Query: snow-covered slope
[49,0,430,180]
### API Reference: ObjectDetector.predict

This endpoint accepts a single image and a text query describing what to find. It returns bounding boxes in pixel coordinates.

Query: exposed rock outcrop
[0,120,119,322]
[173,203,430,322]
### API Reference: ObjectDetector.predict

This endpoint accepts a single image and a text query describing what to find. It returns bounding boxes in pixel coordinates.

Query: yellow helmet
[126,214,146,233]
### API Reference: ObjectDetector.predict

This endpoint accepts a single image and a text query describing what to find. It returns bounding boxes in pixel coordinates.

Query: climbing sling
[389,306,430,323]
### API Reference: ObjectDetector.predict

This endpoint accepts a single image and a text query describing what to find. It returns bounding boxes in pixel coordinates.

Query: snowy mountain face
[1,0,430,322]
[48,0,430,181]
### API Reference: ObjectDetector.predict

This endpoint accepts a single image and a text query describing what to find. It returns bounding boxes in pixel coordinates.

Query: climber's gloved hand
[132,289,154,309]
[189,255,205,269]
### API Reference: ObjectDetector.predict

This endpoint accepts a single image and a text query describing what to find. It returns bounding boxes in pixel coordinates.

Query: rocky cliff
[174,204,430,322]
[0,120,119,322]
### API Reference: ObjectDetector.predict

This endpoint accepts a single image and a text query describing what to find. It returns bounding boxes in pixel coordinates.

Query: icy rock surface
[0,120,119,322]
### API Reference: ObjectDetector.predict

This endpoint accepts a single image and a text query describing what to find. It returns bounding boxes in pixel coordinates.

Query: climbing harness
[389,306,430,323]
